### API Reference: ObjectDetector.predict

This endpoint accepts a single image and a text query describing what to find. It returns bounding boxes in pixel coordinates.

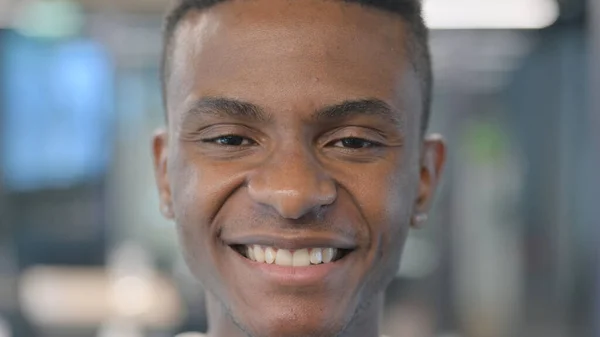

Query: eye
[330,137,382,149]
[203,135,256,146]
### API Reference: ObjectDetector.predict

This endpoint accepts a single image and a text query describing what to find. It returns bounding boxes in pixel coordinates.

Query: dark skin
[153,1,446,337]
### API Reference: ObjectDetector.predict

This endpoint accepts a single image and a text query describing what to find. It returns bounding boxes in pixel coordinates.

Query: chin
[235,302,350,337]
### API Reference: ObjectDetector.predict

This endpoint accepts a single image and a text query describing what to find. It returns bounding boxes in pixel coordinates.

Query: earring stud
[162,205,174,218]
[412,213,428,228]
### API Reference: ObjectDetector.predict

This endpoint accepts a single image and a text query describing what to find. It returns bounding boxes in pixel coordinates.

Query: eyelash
[202,135,257,146]
[202,135,382,149]
[328,137,383,149]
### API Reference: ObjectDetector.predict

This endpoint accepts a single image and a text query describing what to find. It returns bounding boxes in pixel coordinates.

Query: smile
[236,245,348,266]
[224,233,358,284]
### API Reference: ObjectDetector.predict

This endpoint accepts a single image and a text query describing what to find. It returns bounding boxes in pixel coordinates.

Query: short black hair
[161,0,432,133]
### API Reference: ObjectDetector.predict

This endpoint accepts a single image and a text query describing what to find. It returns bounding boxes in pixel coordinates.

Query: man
[152,0,446,336]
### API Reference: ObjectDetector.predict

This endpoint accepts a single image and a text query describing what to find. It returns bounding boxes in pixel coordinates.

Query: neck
[204,291,384,337]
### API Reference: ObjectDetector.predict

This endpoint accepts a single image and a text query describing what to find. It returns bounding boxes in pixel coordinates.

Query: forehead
[166,0,421,124]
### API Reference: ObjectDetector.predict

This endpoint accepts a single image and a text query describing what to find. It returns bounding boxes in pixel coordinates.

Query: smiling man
[152,0,446,336]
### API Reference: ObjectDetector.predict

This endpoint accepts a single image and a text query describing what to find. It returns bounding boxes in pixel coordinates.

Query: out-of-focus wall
[588,1,600,336]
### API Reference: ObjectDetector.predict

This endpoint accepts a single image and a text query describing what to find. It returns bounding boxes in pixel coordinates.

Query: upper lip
[222,232,358,250]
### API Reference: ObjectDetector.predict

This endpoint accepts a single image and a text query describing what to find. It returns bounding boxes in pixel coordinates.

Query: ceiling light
[12,0,84,39]
[424,0,560,29]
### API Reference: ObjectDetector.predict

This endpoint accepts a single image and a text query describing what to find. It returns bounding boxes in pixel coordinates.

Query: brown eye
[331,137,381,149]
[203,135,256,146]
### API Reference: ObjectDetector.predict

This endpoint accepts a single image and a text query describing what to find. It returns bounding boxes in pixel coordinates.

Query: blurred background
[0,0,597,336]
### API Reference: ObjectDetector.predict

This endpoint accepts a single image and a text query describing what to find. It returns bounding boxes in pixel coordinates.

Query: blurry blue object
[1,32,114,190]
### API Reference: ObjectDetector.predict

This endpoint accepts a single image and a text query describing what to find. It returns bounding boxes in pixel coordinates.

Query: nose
[247,147,337,219]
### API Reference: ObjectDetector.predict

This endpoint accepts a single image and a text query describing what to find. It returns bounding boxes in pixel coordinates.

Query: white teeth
[265,247,276,264]
[247,246,255,261]
[275,249,293,266]
[243,246,340,265]
[253,245,265,263]
[323,248,335,263]
[292,249,311,267]
[310,248,323,264]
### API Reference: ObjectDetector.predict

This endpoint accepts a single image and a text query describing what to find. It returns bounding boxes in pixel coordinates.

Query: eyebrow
[180,97,270,125]
[180,97,402,129]
[314,99,403,129]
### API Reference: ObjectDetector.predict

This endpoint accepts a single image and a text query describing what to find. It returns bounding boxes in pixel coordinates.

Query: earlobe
[152,128,175,220]
[411,134,446,229]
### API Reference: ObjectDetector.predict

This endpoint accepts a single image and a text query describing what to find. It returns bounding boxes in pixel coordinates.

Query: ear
[152,128,175,219]
[411,134,446,229]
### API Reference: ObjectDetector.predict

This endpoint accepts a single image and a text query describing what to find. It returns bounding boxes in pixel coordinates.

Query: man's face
[153,1,444,336]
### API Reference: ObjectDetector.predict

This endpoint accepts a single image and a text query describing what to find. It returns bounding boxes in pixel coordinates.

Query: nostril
[317,184,337,206]
[247,161,337,219]
[248,187,329,220]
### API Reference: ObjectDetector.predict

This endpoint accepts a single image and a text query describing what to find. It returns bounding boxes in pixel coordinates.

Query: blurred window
[0,31,114,191]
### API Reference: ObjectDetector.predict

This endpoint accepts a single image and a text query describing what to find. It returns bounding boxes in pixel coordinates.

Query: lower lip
[232,248,351,286]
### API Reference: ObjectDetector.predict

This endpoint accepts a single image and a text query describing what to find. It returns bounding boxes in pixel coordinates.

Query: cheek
[355,164,414,233]
[171,163,212,279]
[170,149,247,225]
[373,176,412,258]
[169,154,220,278]
[351,164,416,286]
[169,151,250,281]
